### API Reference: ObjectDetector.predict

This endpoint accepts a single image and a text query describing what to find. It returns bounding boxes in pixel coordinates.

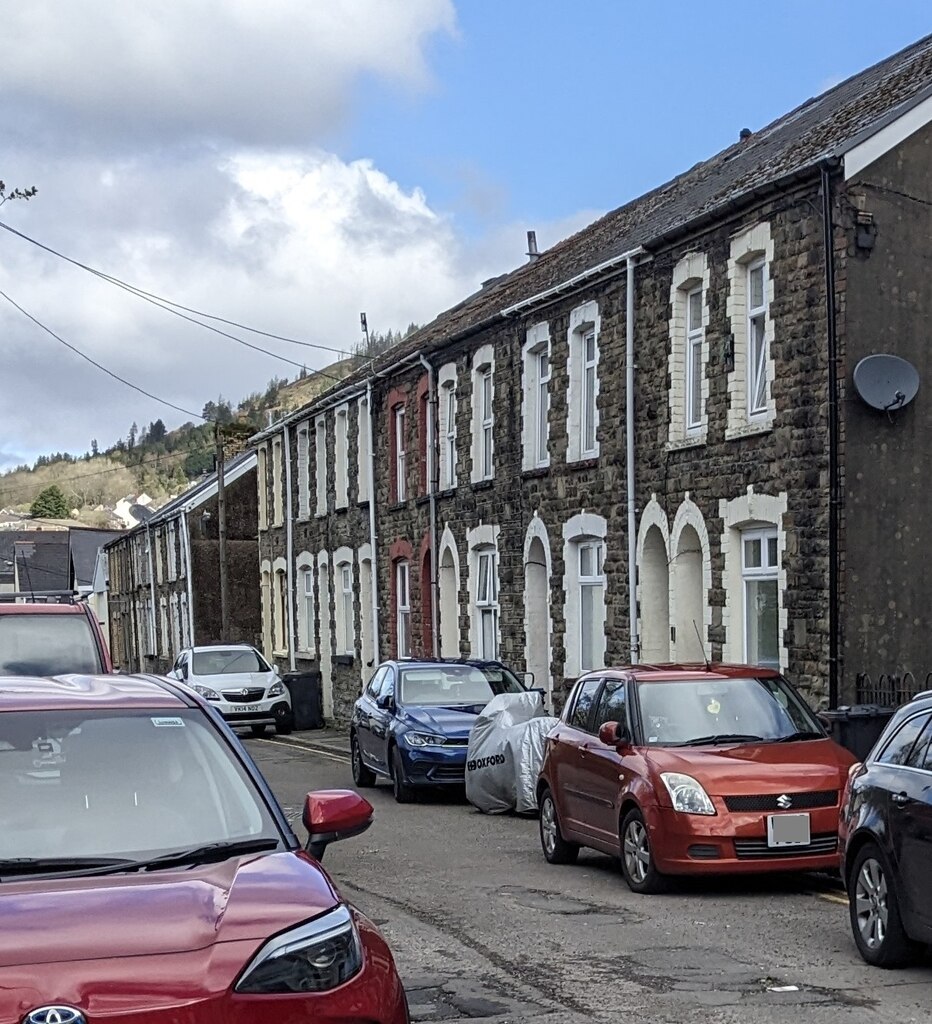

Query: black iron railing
[854,672,931,707]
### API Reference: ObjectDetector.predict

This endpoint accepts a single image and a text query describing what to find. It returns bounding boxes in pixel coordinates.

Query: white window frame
[536,347,551,466]
[297,556,316,655]
[566,302,601,463]
[470,345,495,483]
[394,404,407,502]
[740,526,779,666]
[577,540,605,673]
[257,445,269,530]
[297,423,310,520]
[521,324,551,472]
[315,416,327,516]
[562,513,607,678]
[334,405,349,509]
[444,383,457,488]
[475,547,499,659]
[340,563,354,656]
[747,259,768,419]
[726,223,775,437]
[357,397,370,503]
[274,564,288,654]
[167,522,177,581]
[271,437,283,527]
[685,287,704,432]
[396,559,411,658]
[581,330,597,456]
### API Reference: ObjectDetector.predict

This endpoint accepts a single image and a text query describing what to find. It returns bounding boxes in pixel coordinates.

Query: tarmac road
[246,731,932,1024]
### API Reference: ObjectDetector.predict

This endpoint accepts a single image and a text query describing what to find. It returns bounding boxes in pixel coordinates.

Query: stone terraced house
[252,36,932,726]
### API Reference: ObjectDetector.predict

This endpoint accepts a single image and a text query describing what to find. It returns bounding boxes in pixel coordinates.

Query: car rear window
[192,649,268,675]
[0,613,101,676]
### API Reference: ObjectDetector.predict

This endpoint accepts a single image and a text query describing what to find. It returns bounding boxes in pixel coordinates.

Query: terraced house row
[253,37,932,726]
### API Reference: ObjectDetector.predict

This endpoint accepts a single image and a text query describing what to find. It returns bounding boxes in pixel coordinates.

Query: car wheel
[620,807,668,894]
[848,842,917,968]
[538,788,579,865]
[250,724,270,737]
[351,733,377,788]
[391,746,414,804]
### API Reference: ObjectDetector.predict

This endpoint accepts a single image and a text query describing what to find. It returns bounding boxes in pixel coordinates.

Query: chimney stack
[739,128,752,142]
[526,230,539,262]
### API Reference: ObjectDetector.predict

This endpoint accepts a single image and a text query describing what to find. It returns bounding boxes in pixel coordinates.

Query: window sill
[565,457,599,472]
[356,498,371,509]
[334,654,355,666]
[416,494,431,507]
[272,649,288,659]
[471,479,495,492]
[334,503,349,514]
[666,433,708,452]
[314,511,328,519]
[726,420,774,441]
[295,650,317,660]
[436,486,457,499]
[522,466,550,480]
[389,501,408,512]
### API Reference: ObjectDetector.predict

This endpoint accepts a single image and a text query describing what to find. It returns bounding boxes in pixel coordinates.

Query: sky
[0,1,929,472]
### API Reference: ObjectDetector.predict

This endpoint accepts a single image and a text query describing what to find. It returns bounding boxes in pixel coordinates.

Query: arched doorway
[673,524,704,661]
[438,532,460,657]
[640,525,670,662]
[524,535,551,699]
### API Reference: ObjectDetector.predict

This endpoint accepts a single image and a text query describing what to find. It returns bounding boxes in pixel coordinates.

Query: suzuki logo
[776,794,793,810]
[24,1009,86,1024]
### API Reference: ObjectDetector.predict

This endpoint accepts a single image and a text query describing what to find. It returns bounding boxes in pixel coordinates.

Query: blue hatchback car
[350,659,533,802]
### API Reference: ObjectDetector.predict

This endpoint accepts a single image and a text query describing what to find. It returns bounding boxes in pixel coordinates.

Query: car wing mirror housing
[376,693,394,711]
[598,720,632,751]
[303,789,374,861]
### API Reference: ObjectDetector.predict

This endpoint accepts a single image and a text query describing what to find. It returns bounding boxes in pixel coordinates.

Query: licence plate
[767,813,811,847]
[230,704,253,713]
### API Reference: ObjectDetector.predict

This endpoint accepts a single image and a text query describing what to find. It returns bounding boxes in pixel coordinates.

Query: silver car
[168,645,293,736]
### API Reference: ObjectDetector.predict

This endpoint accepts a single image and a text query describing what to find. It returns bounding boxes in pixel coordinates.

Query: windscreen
[0,614,101,676]
[192,648,268,675]
[0,709,280,862]
[637,676,824,745]
[399,664,524,706]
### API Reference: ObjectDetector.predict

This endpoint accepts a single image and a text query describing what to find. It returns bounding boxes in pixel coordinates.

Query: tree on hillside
[127,422,138,450]
[90,439,99,456]
[147,418,167,444]
[30,484,70,520]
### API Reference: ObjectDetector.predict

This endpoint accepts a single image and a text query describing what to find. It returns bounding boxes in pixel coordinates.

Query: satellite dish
[852,354,919,412]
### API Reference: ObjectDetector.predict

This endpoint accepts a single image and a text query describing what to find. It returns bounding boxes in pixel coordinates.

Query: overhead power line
[0,289,205,420]
[0,220,355,370]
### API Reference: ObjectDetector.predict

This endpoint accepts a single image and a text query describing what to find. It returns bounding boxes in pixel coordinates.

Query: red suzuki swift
[538,664,855,893]
[0,674,409,1023]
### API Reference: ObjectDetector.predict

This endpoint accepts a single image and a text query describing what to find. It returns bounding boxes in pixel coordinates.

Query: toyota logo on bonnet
[23,1008,86,1024]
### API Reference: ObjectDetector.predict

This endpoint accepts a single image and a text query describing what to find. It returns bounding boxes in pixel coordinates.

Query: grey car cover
[465,691,559,814]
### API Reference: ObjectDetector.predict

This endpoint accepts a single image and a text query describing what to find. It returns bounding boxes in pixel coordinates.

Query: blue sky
[344,3,932,240]
[0,2,929,469]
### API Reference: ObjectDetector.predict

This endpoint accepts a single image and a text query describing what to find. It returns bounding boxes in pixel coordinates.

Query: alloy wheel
[623,818,651,884]
[855,856,889,951]
[540,796,557,857]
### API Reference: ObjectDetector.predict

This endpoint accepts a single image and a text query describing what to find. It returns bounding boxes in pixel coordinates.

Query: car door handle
[892,792,911,806]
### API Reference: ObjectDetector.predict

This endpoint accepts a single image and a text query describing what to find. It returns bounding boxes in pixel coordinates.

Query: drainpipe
[626,254,639,664]
[821,162,840,707]
[366,379,380,661]
[283,423,296,672]
[181,510,195,644]
[420,353,440,656]
[145,522,157,667]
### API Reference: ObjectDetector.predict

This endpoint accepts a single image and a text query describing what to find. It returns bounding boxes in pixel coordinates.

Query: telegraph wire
[0,289,205,420]
[0,220,356,366]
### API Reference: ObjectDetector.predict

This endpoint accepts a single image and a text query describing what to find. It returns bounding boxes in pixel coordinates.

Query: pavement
[246,730,932,1024]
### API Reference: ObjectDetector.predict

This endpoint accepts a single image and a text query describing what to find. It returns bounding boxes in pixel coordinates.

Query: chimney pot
[739,128,752,141]
[526,230,539,262]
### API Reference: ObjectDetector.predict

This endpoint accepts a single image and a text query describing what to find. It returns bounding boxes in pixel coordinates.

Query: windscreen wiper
[683,734,765,746]
[129,837,281,872]
[772,730,825,742]
[0,856,131,881]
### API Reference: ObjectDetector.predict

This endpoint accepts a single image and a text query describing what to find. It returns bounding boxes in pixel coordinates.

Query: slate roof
[69,528,124,588]
[13,532,71,594]
[252,33,932,442]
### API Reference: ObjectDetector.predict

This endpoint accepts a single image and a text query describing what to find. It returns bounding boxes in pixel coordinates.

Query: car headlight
[660,772,716,815]
[405,731,446,747]
[267,681,286,698]
[235,905,362,994]
[191,684,221,701]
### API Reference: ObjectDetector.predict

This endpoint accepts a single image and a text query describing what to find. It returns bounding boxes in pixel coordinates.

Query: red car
[0,600,114,675]
[0,674,408,1023]
[537,664,856,893]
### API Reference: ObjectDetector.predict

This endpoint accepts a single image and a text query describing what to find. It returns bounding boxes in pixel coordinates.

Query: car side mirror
[598,720,631,750]
[303,790,374,861]
[181,663,189,680]
[376,693,394,711]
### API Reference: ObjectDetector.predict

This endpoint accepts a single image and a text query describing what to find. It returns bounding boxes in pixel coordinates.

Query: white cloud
[0,0,457,147]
